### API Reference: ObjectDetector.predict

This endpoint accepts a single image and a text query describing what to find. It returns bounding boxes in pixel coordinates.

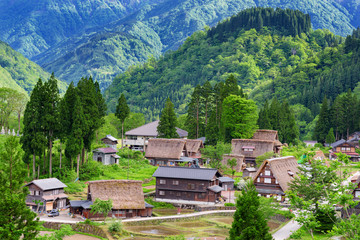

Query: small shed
[219,177,235,191]
[101,135,118,149]
[93,147,120,165]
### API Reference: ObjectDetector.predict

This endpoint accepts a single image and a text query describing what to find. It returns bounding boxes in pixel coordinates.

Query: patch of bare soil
[63,234,101,240]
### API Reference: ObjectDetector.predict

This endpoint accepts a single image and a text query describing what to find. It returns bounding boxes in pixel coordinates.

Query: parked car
[47,209,59,217]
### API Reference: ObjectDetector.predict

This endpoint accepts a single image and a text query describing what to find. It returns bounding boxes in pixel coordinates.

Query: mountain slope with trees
[0,40,67,94]
[1,0,358,89]
[104,8,340,120]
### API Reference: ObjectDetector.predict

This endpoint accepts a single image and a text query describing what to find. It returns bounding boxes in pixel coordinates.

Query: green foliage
[157,98,178,138]
[325,128,335,144]
[0,136,40,240]
[37,224,74,240]
[201,142,231,169]
[115,93,130,148]
[224,203,235,207]
[228,181,272,240]
[222,95,258,142]
[255,152,277,166]
[145,197,175,209]
[108,220,123,234]
[90,198,112,220]
[164,235,186,240]
[314,208,336,233]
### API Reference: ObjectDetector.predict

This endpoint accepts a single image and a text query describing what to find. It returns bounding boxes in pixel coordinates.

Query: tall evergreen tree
[42,73,60,177]
[0,136,40,239]
[326,128,336,144]
[157,98,179,138]
[186,85,202,139]
[115,94,130,149]
[313,97,330,143]
[21,79,47,179]
[228,181,272,240]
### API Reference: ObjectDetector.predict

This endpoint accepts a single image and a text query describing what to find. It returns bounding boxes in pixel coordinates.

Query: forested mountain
[0,40,67,94]
[0,0,359,89]
[104,8,342,121]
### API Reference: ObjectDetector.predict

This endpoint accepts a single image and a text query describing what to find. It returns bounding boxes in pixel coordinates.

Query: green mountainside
[104,7,345,122]
[0,41,67,94]
[1,0,358,89]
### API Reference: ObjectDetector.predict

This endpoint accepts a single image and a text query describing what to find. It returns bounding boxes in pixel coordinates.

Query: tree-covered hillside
[104,7,342,122]
[1,0,358,89]
[0,41,67,94]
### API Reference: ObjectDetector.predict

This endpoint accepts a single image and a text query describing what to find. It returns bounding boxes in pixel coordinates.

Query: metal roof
[26,178,67,191]
[125,120,188,137]
[95,147,118,154]
[219,177,235,183]
[69,200,89,208]
[103,134,118,142]
[331,139,346,148]
[145,202,154,208]
[208,185,223,193]
[152,166,220,180]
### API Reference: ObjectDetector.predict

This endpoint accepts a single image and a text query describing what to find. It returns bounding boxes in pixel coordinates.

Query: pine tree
[313,97,330,143]
[21,79,47,179]
[186,85,202,139]
[115,94,130,149]
[229,181,272,240]
[325,128,336,144]
[157,98,179,138]
[0,136,40,239]
[42,73,60,177]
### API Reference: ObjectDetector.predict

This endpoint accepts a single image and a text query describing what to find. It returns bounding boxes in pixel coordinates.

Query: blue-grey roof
[153,166,220,180]
[81,201,93,209]
[26,178,67,191]
[145,202,154,208]
[219,177,235,183]
[208,185,223,193]
[197,137,206,143]
[331,139,346,148]
[125,120,188,137]
[69,200,89,208]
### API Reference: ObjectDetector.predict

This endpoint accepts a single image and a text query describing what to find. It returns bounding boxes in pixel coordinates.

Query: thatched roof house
[253,156,298,201]
[145,138,186,160]
[231,129,283,167]
[185,139,204,158]
[87,180,145,209]
[70,180,153,219]
[222,154,245,172]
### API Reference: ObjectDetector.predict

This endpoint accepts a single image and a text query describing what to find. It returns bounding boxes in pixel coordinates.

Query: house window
[35,191,40,196]
[265,170,271,176]
[173,180,179,185]
[187,183,195,190]
[243,148,254,152]
[30,190,34,195]
[128,136,137,140]
[276,195,282,201]
[257,178,260,183]
[275,179,278,184]
[264,178,271,184]
[53,189,59,195]
[176,192,181,197]
[160,179,166,184]
[198,193,206,199]
[355,190,360,198]
[159,191,165,196]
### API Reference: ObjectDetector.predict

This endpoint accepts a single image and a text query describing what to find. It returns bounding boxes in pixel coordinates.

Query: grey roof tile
[152,166,220,180]
[26,178,67,191]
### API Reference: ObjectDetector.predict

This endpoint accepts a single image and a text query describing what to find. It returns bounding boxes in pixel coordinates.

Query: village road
[272,218,301,240]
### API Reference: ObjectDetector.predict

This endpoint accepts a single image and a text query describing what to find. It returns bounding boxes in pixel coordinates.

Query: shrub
[79,161,103,180]
[108,220,123,234]
[64,182,86,194]
[314,208,336,232]
[224,203,235,207]
[145,197,175,209]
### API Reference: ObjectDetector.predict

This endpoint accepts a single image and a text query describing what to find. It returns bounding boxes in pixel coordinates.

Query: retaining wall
[43,222,107,238]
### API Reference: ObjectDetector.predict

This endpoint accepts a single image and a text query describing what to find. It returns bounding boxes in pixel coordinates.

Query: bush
[145,197,175,209]
[108,220,122,234]
[224,203,235,207]
[64,182,86,194]
[79,161,103,180]
[314,208,336,232]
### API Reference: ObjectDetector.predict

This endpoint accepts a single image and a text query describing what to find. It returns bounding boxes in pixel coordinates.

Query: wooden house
[253,156,298,202]
[25,178,68,212]
[69,180,153,219]
[231,129,282,167]
[92,147,120,165]
[123,120,188,151]
[329,139,359,162]
[101,135,118,149]
[145,138,202,167]
[152,166,223,205]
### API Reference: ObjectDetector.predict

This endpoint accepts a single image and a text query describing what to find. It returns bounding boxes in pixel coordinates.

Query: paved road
[272,219,301,240]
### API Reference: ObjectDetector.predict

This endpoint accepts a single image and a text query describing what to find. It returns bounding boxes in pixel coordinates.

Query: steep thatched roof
[153,166,221,180]
[87,180,145,210]
[222,154,245,172]
[145,138,186,159]
[232,139,275,158]
[185,139,204,153]
[253,129,279,141]
[253,156,299,192]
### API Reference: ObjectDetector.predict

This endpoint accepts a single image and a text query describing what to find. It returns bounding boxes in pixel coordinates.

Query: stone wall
[43,222,107,238]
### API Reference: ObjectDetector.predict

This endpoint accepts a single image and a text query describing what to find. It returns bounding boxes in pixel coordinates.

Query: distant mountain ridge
[0,0,359,89]
[0,40,67,94]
